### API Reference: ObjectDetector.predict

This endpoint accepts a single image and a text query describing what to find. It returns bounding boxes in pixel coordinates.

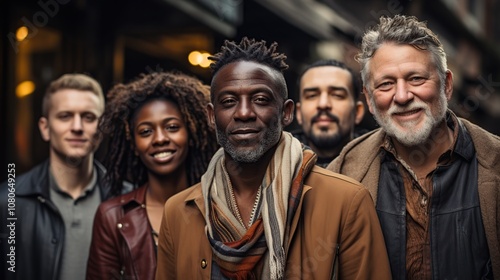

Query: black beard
[308,132,344,149]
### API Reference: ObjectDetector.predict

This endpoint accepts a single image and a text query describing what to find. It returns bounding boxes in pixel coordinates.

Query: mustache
[388,101,427,115]
[311,111,340,124]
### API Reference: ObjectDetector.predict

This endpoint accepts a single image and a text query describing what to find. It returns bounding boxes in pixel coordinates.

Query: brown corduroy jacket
[155,166,391,279]
[327,115,500,279]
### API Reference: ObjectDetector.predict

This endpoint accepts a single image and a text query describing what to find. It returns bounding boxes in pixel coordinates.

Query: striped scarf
[202,132,317,279]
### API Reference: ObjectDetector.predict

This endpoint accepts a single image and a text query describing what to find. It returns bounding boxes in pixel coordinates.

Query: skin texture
[131,98,190,237]
[208,60,293,164]
[132,99,189,178]
[364,43,454,175]
[38,89,103,164]
[296,66,364,158]
[207,60,294,224]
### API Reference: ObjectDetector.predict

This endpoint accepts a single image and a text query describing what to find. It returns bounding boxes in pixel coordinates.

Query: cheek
[133,137,149,155]
[85,122,99,134]
[301,103,316,119]
[49,124,67,138]
[171,129,190,147]
[371,94,391,110]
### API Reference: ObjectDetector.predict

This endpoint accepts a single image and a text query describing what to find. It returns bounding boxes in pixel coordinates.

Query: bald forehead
[211,60,287,99]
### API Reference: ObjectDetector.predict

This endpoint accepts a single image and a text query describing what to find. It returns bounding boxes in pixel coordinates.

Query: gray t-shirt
[49,168,101,280]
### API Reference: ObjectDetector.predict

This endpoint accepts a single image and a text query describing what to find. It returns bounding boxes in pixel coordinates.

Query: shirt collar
[49,167,98,198]
[381,110,474,162]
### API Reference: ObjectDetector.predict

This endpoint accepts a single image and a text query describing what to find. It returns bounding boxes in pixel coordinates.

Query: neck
[310,137,350,159]
[146,169,189,206]
[393,120,453,177]
[224,145,276,196]
[49,152,94,199]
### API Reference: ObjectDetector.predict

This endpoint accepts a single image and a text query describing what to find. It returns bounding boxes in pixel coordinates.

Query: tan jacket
[327,116,500,278]
[155,166,391,279]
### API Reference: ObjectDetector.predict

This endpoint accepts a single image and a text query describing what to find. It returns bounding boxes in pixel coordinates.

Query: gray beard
[369,91,448,147]
[215,121,282,163]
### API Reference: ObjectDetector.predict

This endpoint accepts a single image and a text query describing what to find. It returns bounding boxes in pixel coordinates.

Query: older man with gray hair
[328,15,500,279]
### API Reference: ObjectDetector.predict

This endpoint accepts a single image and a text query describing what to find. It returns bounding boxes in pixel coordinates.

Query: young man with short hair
[294,59,365,167]
[0,73,121,280]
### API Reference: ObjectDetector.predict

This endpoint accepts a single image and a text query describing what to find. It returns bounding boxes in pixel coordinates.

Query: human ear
[295,102,303,125]
[363,87,375,115]
[38,117,50,142]
[207,103,216,128]
[444,70,454,101]
[282,99,294,126]
[354,100,365,125]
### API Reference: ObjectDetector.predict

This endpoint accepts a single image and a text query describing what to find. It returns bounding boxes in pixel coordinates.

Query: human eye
[57,112,72,120]
[254,95,270,105]
[137,127,152,137]
[376,81,394,91]
[303,91,318,100]
[330,91,347,100]
[409,76,426,85]
[220,97,236,107]
[166,123,181,132]
[83,113,97,122]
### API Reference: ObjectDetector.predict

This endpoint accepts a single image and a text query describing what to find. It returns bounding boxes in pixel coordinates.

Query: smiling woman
[85,71,219,280]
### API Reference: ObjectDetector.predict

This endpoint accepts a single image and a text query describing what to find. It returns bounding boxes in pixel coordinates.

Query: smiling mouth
[67,139,87,144]
[394,108,422,116]
[153,151,173,159]
[314,119,335,126]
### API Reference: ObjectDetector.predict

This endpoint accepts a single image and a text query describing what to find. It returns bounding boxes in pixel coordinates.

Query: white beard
[369,91,448,147]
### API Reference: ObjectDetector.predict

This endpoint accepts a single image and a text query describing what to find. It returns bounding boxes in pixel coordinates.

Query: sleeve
[339,188,392,280]
[86,204,123,280]
[155,198,177,280]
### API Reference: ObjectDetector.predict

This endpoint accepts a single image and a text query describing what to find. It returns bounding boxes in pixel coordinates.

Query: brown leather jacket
[155,166,392,279]
[87,185,156,280]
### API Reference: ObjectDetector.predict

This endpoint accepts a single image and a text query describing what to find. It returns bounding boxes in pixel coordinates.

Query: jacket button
[117,223,123,229]
[51,238,57,244]
[201,259,207,269]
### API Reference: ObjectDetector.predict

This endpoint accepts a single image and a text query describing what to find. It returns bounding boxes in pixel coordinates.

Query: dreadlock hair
[209,37,289,100]
[100,71,219,196]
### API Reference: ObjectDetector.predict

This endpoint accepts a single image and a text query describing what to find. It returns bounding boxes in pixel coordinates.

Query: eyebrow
[302,86,348,93]
[135,117,181,127]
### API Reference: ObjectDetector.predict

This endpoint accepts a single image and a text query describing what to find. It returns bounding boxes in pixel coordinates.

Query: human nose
[234,98,256,121]
[317,92,332,110]
[393,80,414,105]
[71,115,83,132]
[153,129,169,145]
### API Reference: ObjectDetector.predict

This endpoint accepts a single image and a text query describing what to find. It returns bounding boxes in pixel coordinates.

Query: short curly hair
[209,37,289,100]
[100,71,219,195]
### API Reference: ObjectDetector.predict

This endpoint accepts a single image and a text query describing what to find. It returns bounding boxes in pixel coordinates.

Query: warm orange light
[188,51,203,66]
[199,52,212,68]
[16,81,35,98]
[16,26,29,41]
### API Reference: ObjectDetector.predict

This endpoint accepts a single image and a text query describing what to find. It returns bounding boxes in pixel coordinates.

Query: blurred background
[1,0,500,181]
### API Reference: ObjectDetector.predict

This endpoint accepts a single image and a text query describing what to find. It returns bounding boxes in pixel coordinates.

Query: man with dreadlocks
[155,37,391,279]
[86,71,219,280]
